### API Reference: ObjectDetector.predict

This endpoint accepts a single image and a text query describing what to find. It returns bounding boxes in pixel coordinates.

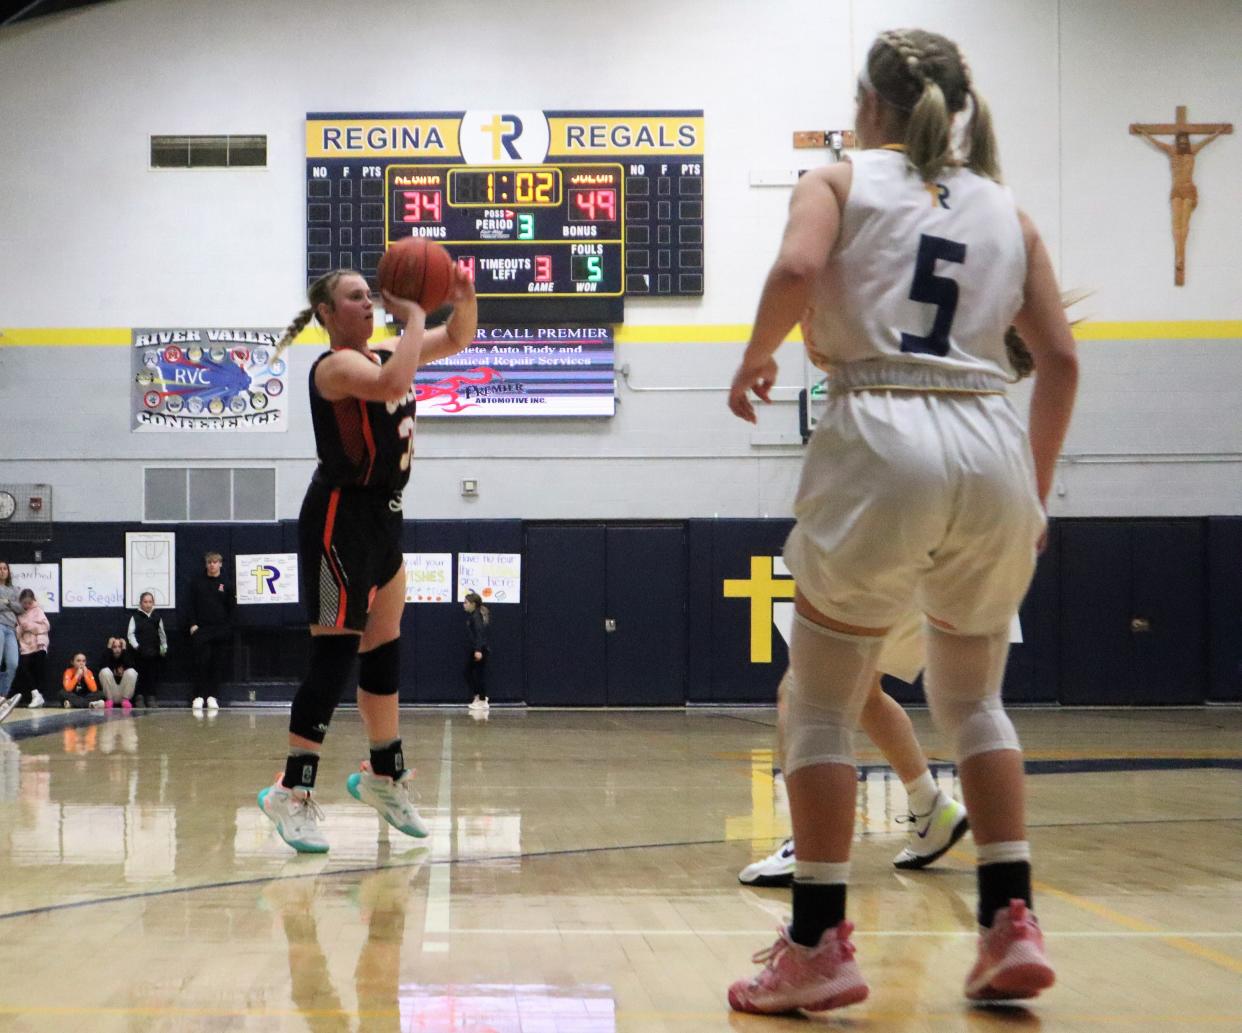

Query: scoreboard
[306,110,704,323]
[388,163,624,302]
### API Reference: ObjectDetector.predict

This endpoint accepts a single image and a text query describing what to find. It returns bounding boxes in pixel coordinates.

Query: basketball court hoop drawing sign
[126,532,176,608]
[131,328,289,432]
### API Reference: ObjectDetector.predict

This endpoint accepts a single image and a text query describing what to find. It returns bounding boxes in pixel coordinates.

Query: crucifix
[1130,106,1232,285]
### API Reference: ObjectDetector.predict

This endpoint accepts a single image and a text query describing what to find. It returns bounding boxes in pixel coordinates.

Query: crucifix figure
[1130,106,1232,285]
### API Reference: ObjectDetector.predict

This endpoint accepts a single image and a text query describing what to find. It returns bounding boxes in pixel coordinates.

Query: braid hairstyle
[272,269,358,359]
[866,29,1000,182]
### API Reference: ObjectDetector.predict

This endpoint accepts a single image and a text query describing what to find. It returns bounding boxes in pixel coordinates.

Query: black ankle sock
[369,739,404,779]
[977,861,1032,927]
[790,881,847,947]
[283,752,320,792]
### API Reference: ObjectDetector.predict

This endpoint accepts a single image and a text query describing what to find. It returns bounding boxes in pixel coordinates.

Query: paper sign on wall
[126,531,176,608]
[9,564,61,613]
[457,553,521,604]
[235,553,299,605]
[404,553,452,603]
[62,558,125,608]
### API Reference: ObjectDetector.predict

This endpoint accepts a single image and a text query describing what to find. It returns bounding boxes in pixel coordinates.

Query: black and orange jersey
[308,348,417,492]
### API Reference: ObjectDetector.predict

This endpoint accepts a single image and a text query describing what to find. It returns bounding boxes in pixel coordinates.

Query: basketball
[377,237,455,311]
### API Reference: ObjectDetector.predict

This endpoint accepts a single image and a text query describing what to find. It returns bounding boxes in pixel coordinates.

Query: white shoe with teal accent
[258,778,329,854]
[0,695,18,725]
[892,792,970,869]
[738,838,796,887]
[346,762,429,838]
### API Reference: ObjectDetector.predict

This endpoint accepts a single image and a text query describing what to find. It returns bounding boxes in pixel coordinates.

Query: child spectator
[14,589,49,709]
[127,592,167,708]
[96,637,138,711]
[61,653,104,709]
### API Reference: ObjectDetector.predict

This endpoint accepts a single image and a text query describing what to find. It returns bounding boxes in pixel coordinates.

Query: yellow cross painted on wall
[723,556,796,663]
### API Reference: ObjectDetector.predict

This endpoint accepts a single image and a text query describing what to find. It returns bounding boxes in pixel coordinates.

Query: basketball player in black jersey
[259,266,476,852]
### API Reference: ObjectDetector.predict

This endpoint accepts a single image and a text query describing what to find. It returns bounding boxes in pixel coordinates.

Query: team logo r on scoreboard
[459,109,551,165]
[483,114,523,160]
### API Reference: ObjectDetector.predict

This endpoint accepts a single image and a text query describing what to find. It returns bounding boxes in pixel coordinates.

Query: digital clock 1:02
[448,168,562,206]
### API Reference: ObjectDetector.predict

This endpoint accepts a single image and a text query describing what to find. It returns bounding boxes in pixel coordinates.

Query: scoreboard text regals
[305,110,705,323]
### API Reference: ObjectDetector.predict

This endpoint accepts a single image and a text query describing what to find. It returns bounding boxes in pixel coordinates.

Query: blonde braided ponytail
[271,269,359,360]
[272,307,313,360]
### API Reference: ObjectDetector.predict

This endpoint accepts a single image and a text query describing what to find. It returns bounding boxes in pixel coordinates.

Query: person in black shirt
[96,636,138,710]
[463,592,490,712]
[184,551,234,711]
[257,265,476,854]
[127,592,168,708]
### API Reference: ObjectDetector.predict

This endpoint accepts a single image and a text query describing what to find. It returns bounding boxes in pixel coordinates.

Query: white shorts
[784,390,1045,636]
[878,610,924,683]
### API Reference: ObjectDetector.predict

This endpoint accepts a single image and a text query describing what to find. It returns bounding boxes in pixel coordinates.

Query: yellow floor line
[1033,881,1242,977]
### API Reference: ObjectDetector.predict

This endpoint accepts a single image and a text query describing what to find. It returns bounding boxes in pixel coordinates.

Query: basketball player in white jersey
[726,29,1078,1014]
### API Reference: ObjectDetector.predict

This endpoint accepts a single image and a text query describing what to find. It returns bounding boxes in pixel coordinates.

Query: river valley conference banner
[132,328,289,431]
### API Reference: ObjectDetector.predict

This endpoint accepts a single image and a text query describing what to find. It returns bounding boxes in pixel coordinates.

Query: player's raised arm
[417,265,479,366]
[315,295,426,404]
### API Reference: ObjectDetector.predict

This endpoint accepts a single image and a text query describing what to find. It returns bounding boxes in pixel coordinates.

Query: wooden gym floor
[0,704,1238,1032]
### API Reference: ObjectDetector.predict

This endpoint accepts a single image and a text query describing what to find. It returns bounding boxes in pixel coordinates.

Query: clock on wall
[0,492,15,521]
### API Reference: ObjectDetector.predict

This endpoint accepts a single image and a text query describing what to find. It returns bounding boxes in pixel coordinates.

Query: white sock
[977,840,1031,865]
[904,770,940,815]
[794,860,851,884]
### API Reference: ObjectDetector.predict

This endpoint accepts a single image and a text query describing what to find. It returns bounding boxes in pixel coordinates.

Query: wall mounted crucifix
[1129,106,1232,286]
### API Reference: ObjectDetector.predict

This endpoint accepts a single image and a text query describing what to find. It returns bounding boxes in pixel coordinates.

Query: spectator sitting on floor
[61,652,103,709]
[96,636,138,712]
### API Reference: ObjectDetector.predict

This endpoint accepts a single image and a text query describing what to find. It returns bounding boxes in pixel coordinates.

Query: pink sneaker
[104,699,114,710]
[121,699,133,712]
[966,900,1055,1001]
[728,923,869,1015]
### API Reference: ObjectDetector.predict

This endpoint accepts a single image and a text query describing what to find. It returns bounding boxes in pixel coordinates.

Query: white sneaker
[738,838,796,887]
[468,698,484,711]
[28,689,44,709]
[0,695,18,725]
[206,696,219,711]
[88,699,106,710]
[892,793,970,870]
[191,697,204,711]
[346,762,429,838]
[257,778,329,853]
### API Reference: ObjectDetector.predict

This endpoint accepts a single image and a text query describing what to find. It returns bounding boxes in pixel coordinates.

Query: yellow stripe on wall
[1073,321,1242,340]
[2,322,1241,347]
[0,327,132,346]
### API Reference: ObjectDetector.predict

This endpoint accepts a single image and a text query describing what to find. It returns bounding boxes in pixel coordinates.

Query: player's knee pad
[289,634,360,743]
[782,613,884,776]
[358,637,401,697]
[924,626,1021,761]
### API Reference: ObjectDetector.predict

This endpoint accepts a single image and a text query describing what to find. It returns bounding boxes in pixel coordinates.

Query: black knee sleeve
[289,634,360,743]
[358,637,401,697]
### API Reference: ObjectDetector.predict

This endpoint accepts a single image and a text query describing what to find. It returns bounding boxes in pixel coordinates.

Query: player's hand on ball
[381,290,424,326]
[728,353,778,423]
[446,264,477,308]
